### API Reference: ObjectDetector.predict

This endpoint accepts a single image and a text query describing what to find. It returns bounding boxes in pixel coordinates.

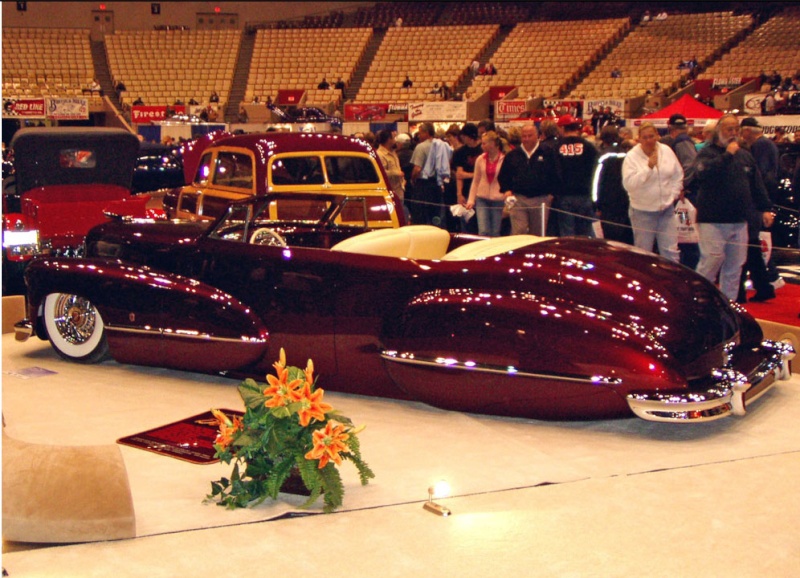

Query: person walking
[621,122,683,262]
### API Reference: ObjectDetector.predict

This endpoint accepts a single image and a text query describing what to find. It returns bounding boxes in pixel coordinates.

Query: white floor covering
[2,333,799,577]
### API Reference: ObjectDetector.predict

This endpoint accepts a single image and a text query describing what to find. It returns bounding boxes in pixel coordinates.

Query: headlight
[2,229,40,257]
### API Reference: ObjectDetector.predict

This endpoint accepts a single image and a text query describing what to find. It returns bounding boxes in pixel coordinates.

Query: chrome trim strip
[106,324,266,344]
[380,349,622,386]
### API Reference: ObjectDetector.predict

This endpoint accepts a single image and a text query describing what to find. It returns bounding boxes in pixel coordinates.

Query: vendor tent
[635,94,723,127]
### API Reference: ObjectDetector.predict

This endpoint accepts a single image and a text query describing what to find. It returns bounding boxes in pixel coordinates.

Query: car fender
[380,289,687,420]
[26,257,268,373]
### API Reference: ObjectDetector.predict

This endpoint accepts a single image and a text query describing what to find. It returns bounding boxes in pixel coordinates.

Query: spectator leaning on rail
[693,114,774,302]
[621,122,683,263]
[376,129,408,223]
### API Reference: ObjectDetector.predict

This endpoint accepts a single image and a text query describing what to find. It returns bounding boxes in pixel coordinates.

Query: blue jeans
[696,222,748,301]
[556,196,595,237]
[628,206,680,262]
[475,198,505,237]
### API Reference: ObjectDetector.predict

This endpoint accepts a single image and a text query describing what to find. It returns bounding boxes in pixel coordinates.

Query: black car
[772,143,800,261]
[132,143,185,194]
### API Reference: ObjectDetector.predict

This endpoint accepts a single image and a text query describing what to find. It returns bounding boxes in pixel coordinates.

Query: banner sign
[496,100,527,119]
[132,105,186,124]
[743,115,800,137]
[408,101,467,122]
[584,98,625,118]
[489,86,515,101]
[743,92,799,116]
[46,97,90,120]
[2,98,46,118]
[543,99,585,119]
[344,103,409,122]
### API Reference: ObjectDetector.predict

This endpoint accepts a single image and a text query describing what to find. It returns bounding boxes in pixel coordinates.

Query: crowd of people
[371,111,792,304]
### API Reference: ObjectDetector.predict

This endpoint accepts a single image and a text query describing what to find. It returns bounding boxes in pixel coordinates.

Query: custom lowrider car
[2,128,156,295]
[164,132,403,228]
[16,193,794,423]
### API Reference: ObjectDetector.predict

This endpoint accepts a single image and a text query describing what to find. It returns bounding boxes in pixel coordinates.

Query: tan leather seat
[331,225,451,260]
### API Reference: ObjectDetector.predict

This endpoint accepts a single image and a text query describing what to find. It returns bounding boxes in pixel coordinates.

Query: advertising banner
[543,99,585,118]
[584,98,624,118]
[743,115,800,138]
[46,97,90,120]
[495,100,527,120]
[408,101,467,122]
[2,98,46,118]
[132,105,186,124]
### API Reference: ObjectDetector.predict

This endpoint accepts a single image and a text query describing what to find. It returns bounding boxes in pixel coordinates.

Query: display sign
[543,99,584,119]
[408,101,467,121]
[131,105,186,124]
[584,98,624,118]
[2,98,46,118]
[742,115,800,137]
[496,100,527,119]
[46,97,90,120]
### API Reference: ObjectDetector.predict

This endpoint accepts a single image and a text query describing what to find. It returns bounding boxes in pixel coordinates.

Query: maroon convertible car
[16,192,794,423]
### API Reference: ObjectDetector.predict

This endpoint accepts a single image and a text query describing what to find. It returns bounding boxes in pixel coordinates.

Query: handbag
[675,198,699,244]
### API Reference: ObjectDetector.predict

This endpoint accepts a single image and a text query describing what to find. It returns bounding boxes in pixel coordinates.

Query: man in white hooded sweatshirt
[622,122,684,262]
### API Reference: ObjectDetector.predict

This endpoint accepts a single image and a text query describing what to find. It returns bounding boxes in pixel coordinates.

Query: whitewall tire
[43,292,109,363]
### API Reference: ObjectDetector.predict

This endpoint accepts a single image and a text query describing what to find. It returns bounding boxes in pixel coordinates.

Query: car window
[194,152,213,185]
[325,156,380,184]
[213,152,253,189]
[270,156,325,186]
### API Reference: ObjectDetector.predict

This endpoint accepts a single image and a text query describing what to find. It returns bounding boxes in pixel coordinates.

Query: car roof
[209,132,373,156]
[10,127,140,193]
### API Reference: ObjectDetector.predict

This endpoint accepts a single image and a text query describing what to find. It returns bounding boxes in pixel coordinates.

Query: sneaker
[771,277,786,290]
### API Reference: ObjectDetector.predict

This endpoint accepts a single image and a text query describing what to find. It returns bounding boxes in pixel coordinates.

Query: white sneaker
[771,277,786,290]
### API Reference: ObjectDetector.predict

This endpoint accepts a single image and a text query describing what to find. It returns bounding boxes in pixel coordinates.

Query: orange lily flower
[305,421,350,468]
[212,409,243,449]
[291,382,333,427]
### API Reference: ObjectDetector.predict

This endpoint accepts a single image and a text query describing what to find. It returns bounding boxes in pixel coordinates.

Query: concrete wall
[2,2,370,31]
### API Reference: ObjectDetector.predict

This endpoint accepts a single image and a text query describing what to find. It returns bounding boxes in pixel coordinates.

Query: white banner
[46,97,89,120]
[584,98,625,117]
[408,101,468,122]
[744,91,799,115]
[741,115,800,137]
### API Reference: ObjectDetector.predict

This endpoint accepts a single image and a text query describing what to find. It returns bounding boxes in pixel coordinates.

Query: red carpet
[743,283,800,328]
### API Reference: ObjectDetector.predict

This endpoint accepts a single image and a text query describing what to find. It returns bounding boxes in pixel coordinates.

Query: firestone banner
[584,98,624,118]
[132,105,186,124]
[408,101,467,122]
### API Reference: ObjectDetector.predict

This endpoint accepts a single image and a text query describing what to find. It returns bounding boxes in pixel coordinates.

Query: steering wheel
[249,227,287,248]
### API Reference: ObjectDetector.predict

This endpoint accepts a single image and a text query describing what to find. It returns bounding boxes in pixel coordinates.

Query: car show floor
[2,329,800,576]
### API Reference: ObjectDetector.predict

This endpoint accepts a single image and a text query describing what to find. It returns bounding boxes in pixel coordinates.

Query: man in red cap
[554,114,598,236]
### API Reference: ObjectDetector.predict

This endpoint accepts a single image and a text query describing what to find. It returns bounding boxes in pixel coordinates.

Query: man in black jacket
[497,123,560,236]
[554,115,598,237]
[694,114,774,301]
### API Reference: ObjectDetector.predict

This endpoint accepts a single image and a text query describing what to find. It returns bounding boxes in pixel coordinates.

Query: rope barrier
[403,197,800,256]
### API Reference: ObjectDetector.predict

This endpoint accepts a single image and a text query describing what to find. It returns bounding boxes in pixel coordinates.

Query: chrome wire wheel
[43,293,109,363]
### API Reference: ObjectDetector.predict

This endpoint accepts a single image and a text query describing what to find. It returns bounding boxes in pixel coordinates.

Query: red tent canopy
[635,94,723,127]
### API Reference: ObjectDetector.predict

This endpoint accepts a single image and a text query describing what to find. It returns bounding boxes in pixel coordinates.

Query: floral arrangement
[207,349,374,513]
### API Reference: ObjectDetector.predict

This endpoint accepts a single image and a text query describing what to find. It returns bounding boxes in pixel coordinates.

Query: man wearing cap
[662,113,698,186]
[553,114,598,236]
[740,115,783,291]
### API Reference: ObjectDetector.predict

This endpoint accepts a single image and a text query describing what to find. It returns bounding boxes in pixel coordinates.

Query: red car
[2,128,156,294]
[15,191,794,423]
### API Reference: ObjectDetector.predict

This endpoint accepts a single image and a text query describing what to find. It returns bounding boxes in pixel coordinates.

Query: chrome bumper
[14,319,33,342]
[627,340,795,423]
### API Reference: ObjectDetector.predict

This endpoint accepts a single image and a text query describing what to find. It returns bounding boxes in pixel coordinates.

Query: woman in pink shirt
[467,131,507,236]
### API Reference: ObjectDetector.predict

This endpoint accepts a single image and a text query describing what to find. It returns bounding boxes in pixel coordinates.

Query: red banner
[131,105,186,124]
[2,98,46,118]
